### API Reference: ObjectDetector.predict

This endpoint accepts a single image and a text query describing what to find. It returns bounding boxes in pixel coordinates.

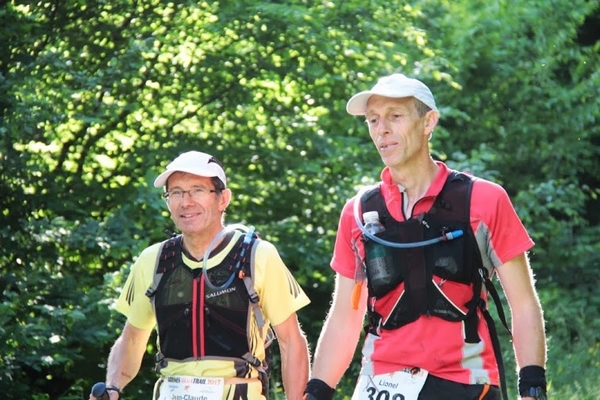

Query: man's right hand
[89,383,121,400]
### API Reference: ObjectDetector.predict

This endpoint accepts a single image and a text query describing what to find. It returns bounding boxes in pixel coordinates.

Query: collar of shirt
[378,161,451,220]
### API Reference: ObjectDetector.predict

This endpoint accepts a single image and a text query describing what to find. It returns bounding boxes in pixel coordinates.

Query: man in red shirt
[304,74,547,400]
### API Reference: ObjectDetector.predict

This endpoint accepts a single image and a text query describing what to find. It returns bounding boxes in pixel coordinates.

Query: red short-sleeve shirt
[331,162,534,385]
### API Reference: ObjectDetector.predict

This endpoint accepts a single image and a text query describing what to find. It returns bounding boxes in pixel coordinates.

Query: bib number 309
[351,368,428,400]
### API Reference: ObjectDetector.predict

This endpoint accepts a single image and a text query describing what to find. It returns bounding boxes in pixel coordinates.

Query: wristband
[304,378,335,400]
[106,385,121,399]
[518,365,546,395]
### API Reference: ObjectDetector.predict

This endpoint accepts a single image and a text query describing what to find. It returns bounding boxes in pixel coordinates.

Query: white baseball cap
[154,151,227,188]
[346,73,438,115]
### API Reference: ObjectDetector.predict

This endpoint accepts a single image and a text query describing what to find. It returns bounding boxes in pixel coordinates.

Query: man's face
[164,172,229,237]
[365,96,432,169]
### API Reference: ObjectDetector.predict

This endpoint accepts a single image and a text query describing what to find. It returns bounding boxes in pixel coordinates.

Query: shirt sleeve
[113,244,160,330]
[471,179,535,267]
[330,197,364,280]
[253,240,310,327]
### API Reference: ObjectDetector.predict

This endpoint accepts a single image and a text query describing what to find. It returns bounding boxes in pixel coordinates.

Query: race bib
[351,368,428,400]
[158,376,225,400]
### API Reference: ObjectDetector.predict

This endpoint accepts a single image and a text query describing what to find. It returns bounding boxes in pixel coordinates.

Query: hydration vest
[361,171,483,341]
[360,171,512,400]
[145,230,273,394]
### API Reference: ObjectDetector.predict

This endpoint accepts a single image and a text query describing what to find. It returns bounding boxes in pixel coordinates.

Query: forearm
[105,323,151,391]
[311,309,363,387]
[511,305,546,400]
[311,275,367,388]
[105,336,144,389]
[496,255,548,400]
[280,334,310,400]
[511,299,547,368]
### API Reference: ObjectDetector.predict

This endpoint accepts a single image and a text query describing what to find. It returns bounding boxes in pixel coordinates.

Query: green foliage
[1,0,599,398]
[426,0,600,398]
[540,282,600,399]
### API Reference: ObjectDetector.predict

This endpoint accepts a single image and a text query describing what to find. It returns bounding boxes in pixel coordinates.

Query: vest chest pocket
[424,219,473,284]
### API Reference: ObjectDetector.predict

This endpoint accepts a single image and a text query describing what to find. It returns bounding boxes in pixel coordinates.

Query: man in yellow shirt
[90,151,310,400]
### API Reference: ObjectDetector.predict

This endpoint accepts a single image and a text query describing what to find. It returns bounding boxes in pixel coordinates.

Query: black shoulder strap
[145,235,181,298]
[445,171,511,400]
[480,272,511,400]
[235,230,277,374]
[360,184,389,225]
[429,170,473,221]
[237,232,269,330]
[446,171,512,400]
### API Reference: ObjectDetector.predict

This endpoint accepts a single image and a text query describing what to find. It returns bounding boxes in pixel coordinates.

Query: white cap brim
[154,151,227,188]
[346,74,438,116]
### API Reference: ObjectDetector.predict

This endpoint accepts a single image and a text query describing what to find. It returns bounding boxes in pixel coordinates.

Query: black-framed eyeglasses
[162,188,220,203]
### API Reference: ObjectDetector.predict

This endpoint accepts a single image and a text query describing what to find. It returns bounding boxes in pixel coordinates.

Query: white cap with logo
[346,73,438,116]
[154,151,227,188]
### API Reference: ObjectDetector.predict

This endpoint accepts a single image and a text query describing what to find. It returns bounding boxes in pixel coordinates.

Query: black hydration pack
[145,229,274,397]
[361,171,483,339]
[360,171,512,400]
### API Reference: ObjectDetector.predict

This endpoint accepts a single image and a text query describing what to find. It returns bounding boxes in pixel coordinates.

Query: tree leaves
[1,0,599,398]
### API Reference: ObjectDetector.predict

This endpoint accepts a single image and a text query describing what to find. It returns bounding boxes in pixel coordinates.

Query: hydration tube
[353,186,464,249]
[202,223,256,291]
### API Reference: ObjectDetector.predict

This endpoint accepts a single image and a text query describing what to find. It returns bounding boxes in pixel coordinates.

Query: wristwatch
[520,386,547,400]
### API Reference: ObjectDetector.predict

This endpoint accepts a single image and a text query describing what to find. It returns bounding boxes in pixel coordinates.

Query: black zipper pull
[204,306,210,327]
[184,307,191,328]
